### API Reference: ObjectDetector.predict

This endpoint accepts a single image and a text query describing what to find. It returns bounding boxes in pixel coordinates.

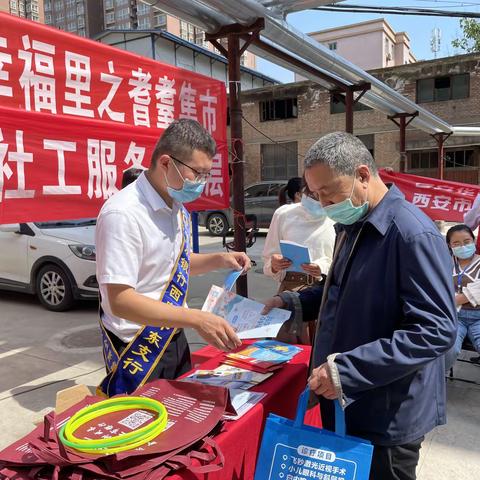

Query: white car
[0,219,98,311]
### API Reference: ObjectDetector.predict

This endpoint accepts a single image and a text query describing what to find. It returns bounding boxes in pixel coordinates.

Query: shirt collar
[336,183,403,237]
[137,172,170,212]
[363,183,403,236]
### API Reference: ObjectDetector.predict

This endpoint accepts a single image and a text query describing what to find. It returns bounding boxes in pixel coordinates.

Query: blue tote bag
[254,387,373,480]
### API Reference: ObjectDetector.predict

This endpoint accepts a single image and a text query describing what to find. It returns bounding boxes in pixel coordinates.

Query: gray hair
[304,131,378,176]
[150,119,216,167]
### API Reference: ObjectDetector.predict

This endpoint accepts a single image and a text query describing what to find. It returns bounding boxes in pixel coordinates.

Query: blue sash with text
[97,206,191,397]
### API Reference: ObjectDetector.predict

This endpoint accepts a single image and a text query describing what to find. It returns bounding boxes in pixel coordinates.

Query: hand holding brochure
[279,240,311,273]
[202,285,291,339]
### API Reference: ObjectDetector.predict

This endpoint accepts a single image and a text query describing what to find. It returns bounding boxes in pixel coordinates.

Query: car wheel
[207,213,229,236]
[35,264,74,312]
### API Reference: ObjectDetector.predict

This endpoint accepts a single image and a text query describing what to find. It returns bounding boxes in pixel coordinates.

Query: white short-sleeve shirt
[262,203,336,283]
[95,172,185,342]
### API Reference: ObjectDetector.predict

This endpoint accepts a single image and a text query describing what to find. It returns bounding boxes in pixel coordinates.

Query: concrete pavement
[0,228,479,479]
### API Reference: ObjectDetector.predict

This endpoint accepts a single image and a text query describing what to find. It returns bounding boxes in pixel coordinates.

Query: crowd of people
[95,120,479,480]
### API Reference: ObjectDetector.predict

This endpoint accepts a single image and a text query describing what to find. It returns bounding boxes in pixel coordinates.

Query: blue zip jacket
[302,185,456,446]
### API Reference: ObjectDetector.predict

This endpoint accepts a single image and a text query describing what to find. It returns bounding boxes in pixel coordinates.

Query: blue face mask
[452,243,476,260]
[301,194,326,219]
[166,160,206,204]
[323,176,369,225]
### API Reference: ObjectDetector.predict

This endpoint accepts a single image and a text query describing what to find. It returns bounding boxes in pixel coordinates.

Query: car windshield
[34,218,97,229]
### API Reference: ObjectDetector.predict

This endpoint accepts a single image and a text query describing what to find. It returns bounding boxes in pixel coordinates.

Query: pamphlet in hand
[223,269,243,291]
[279,240,311,273]
[202,285,291,339]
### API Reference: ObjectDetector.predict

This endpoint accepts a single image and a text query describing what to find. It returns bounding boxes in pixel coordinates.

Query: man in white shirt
[96,119,250,396]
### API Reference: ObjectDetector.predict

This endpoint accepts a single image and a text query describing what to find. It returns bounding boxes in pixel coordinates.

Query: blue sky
[256,0,480,82]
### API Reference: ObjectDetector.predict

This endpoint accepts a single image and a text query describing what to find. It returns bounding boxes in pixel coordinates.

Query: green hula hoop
[59,396,168,454]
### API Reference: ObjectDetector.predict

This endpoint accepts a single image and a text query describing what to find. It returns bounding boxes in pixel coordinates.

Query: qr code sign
[118,410,153,430]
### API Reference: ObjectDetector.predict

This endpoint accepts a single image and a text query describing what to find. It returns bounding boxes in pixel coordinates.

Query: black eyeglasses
[169,154,211,183]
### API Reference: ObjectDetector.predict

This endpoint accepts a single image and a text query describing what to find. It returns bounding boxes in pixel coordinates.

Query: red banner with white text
[0,12,229,224]
[379,169,480,222]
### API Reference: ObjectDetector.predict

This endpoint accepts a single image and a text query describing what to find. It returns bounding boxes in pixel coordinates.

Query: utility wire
[315,5,480,18]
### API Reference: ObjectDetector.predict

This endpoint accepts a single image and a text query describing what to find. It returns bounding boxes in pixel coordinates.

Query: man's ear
[357,165,371,184]
[156,154,170,170]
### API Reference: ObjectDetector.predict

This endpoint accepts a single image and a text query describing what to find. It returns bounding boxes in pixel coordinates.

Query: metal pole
[399,115,406,173]
[191,211,200,253]
[345,88,354,134]
[431,132,450,180]
[227,34,248,297]
[438,135,445,180]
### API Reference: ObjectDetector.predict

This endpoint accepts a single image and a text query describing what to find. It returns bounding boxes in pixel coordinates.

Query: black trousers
[107,328,192,381]
[369,437,424,480]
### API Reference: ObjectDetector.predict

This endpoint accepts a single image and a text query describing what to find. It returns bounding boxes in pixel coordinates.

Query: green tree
[452,19,480,53]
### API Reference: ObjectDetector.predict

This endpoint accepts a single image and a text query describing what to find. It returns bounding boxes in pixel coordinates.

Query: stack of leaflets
[224,340,302,374]
[183,364,273,390]
[183,364,272,420]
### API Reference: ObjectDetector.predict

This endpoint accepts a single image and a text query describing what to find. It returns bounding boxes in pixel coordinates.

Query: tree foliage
[452,19,480,53]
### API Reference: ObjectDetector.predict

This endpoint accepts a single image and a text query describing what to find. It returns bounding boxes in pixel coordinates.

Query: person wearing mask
[445,224,480,370]
[263,177,335,343]
[263,132,456,480]
[95,119,250,397]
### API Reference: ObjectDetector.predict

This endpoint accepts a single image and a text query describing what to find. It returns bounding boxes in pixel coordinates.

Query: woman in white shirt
[262,177,336,343]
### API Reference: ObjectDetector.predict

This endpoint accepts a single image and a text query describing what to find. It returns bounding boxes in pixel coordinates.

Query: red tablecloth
[174,343,322,480]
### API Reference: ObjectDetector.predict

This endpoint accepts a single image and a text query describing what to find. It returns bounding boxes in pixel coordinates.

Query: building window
[31,3,38,13]
[66,0,75,6]
[66,9,76,20]
[260,97,298,122]
[77,3,84,15]
[138,17,150,29]
[78,16,85,27]
[78,28,86,37]
[330,93,372,114]
[105,0,114,9]
[105,12,115,24]
[56,13,65,22]
[445,150,476,168]
[31,14,39,22]
[67,21,76,31]
[154,12,167,28]
[417,74,469,103]
[261,142,298,180]
[54,2,62,11]
[45,13,51,23]
[117,7,130,20]
[44,1,51,11]
[409,151,439,170]
[180,20,196,42]
[195,30,205,46]
[357,134,374,157]
[10,1,17,11]
[328,42,337,51]
[137,2,150,14]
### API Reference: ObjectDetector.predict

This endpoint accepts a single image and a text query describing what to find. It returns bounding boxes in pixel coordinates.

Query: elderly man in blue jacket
[265,132,456,480]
